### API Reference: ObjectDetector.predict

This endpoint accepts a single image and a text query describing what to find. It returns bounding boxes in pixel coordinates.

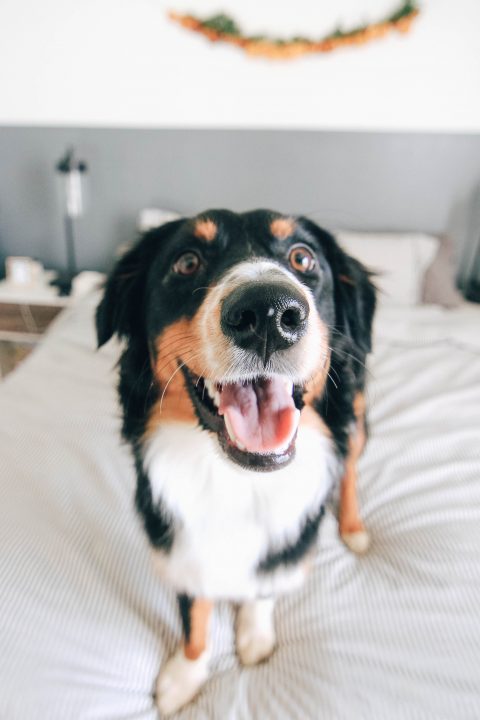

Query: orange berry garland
[168,2,420,60]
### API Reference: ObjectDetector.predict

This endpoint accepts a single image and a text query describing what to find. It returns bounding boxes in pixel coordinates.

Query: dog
[96,209,376,715]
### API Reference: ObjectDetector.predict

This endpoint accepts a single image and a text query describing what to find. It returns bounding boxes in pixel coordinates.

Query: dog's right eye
[288,244,317,275]
[173,252,202,276]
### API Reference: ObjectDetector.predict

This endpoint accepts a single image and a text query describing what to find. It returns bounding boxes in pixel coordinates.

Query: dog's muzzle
[221,281,309,365]
[180,272,321,470]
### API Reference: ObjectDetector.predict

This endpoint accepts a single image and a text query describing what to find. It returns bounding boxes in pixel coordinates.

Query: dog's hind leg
[339,392,370,555]
[156,595,213,716]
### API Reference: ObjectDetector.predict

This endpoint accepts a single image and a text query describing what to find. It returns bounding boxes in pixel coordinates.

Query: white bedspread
[1,295,479,719]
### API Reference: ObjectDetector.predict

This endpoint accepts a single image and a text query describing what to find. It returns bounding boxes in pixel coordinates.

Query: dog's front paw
[236,599,276,666]
[156,647,209,716]
[341,529,370,554]
[340,519,370,555]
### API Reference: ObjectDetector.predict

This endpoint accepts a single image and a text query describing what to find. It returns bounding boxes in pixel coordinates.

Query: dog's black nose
[221,282,309,364]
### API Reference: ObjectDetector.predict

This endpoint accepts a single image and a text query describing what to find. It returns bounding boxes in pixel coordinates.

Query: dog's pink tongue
[218,377,299,454]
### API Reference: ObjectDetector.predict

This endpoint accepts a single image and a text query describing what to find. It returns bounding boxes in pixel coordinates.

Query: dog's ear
[96,220,183,347]
[298,219,376,355]
[95,242,145,347]
[330,245,376,355]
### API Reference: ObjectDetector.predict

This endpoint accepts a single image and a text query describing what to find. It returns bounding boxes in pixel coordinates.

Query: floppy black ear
[298,218,376,356]
[96,242,144,347]
[96,220,183,347]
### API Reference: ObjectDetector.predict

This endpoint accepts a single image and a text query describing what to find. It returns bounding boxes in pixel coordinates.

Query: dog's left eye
[288,244,317,274]
[173,252,202,276]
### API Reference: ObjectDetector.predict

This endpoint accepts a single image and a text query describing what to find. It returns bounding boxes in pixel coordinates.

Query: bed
[1,235,480,719]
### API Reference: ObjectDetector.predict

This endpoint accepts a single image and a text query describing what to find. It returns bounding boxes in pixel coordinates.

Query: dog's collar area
[181,364,304,472]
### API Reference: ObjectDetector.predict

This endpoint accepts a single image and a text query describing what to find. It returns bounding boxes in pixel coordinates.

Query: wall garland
[168,1,420,60]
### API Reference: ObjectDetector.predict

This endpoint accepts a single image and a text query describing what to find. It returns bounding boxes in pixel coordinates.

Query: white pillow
[336,231,439,306]
[137,207,180,232]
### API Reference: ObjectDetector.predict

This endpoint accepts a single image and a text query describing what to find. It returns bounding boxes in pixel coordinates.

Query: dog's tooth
[224,415,236,443]
[284,379,294,394]
[235,439,246,451]
[204,379,215,398]
[204,379,221,408]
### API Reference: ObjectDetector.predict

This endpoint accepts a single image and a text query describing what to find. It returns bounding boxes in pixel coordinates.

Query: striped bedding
[1,293,479,719]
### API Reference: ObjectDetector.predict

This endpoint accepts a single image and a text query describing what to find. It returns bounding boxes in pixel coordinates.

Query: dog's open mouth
[181,365,304,470]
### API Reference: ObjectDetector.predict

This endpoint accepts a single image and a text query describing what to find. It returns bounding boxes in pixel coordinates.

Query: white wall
[0,0,479,131]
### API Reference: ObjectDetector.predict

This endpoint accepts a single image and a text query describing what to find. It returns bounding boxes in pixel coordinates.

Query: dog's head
[97,209,375,471]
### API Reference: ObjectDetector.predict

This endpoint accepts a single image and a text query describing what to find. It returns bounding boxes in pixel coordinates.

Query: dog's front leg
[339,391,370,554]
[236,597,276,666]
[156,595,213,716]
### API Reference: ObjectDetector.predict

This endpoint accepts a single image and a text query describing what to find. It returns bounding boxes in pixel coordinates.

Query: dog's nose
[221,282,309,363]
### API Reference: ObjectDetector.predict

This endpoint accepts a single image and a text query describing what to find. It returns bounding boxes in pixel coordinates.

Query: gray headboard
[0,127,479,284]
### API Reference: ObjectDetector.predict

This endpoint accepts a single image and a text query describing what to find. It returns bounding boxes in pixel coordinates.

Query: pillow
[421,234,463,308]
[336,231,439,306]
[138,208,181,232]
[448,181,480,297]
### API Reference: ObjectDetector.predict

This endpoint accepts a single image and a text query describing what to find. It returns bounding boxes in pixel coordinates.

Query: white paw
[156,647,210,716]
[341,529,370,555]
[237,599,276,667]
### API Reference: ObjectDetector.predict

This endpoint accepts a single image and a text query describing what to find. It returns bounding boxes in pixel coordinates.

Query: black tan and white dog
[96,209,376,715]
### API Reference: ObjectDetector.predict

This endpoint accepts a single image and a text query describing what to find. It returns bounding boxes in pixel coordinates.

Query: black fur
[178,594,193,641]
[96,209,376,563]
[134,449,174,551]
[257,504,325,573]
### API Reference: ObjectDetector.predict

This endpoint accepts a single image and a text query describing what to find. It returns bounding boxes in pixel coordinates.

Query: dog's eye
[173,252,201,276]
[288,244,316,274]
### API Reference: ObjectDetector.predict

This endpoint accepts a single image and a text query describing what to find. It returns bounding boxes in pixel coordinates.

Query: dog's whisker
[143,379,158,415]
[327,364,341,384]
[154,346,200,382]
[155,333,196,356]
[153,347,193,372]
[158,352,203,415]
[192,284,217,295]
[153,334,198,360]
[326,371,339,390]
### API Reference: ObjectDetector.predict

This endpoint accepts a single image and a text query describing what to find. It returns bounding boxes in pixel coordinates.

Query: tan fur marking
[339,274,356,286]
[302,318,331,407]
[194,218,217,243]
[184,599,213,660]
[339,392,367,536]
[145,317,207,436]
[353,391,366,420]
[270,217,296,241]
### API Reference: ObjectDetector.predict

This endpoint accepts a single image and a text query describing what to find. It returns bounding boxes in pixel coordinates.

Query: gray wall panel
[0,127,479,273]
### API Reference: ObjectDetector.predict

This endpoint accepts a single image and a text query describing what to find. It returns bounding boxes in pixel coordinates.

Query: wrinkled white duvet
[1,295,479,720]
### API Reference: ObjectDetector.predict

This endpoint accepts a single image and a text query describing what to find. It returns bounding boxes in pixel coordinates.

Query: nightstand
[0,281,70,378]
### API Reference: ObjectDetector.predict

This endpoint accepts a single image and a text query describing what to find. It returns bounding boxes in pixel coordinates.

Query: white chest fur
[143,424,337,600]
